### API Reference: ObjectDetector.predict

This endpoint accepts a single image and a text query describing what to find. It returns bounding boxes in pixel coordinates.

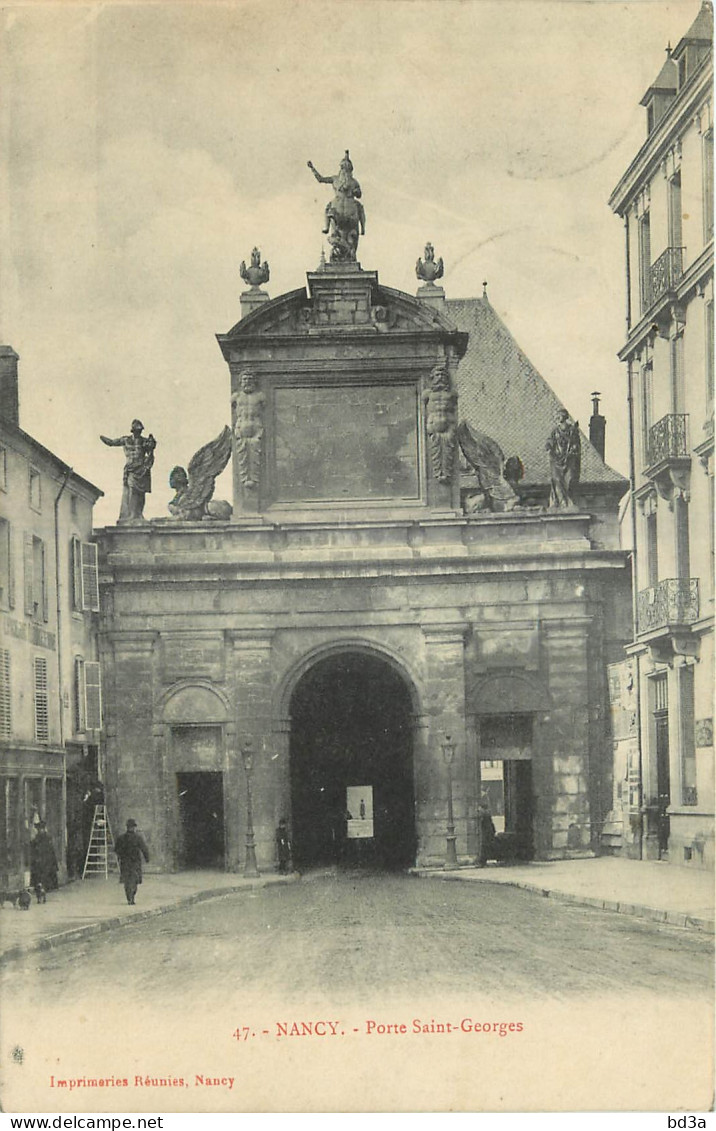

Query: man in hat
[100,419,156,521]
[114,819,150,905]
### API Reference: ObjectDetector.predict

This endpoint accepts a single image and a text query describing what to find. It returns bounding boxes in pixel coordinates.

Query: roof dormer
[640,51,677,135]
[671,0,713,92]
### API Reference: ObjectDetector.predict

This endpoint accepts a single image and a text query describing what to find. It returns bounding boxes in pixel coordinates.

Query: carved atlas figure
[457,421,524,512]
[232,372,265,489]
[423,363,457,483]
[168,426,233,520]
[307,151,365,263]
[546,408,581,508]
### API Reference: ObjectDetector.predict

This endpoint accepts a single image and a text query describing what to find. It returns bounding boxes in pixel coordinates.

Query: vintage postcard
[0,0,713,1117]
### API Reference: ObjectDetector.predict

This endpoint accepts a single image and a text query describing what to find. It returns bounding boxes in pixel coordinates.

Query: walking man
[114,819,149,905]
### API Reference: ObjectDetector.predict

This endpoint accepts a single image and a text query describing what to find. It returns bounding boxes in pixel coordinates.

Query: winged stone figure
[457,420,522,512]
[168,426,233,521]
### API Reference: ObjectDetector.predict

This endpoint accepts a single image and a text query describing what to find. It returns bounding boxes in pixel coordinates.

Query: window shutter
[7,522,14,609]
[71,536,82,611]
[84,661,102,730]
[0,649,11,738]
[73,656,86,734]
[80,542,99,612]
[23,532,34,615]
[40,539,48,622]
[33,656,49,743]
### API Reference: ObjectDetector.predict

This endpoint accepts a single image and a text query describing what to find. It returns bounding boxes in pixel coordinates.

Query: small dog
[0,889,32,910]
[34,883,47,904]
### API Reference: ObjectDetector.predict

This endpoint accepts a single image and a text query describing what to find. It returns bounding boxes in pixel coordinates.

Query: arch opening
[289,651,416,871]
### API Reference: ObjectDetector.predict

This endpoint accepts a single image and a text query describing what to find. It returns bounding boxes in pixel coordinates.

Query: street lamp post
[241,741,260,878]
[442,735,458,869]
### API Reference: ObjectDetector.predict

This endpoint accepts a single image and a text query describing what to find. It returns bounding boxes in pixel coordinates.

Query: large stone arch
[281,639,423,870]
[275,637,423,723]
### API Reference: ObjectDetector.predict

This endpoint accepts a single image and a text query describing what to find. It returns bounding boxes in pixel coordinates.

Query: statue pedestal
[240,288,270,319]
[416,283,446,308]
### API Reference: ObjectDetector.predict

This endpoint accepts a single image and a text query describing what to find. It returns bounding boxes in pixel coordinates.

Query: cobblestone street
[3,871,712,1007]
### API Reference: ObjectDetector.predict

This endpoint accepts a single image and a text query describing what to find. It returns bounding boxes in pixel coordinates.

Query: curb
[410,869,715,934]
[0,874,300,965]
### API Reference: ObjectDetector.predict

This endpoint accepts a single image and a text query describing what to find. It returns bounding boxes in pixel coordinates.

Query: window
[29,467,41,512]
[680,665,697,806]
[33,656,49,743]
[706,301,714,405]
[80,542,99,612]
[0,649,10,738]
[639,212,652,313]
[642,362,654,463]
[647,103,655,135]
[0,519,13,609]
[678,54,687,90]
[675,496,690,579]
[703,130,713,241]
[73,656,86,734]
[70,494,78,520]
[0,445,6,491]
[71,537,99,612]
[668,172,682,250]
[646,510,659,588]
[670,333,685,414]
[84,662,102,730]
[24,534,47,621]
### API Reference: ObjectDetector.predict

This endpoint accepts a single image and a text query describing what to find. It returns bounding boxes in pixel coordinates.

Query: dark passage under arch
[289,652,416,871]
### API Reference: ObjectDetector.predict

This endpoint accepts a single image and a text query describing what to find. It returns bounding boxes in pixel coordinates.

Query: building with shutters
[608,1,714,867]
[0,345,103,889]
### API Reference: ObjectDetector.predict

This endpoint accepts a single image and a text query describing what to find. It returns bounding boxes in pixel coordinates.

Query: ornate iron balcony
[637,578,699,635]
[648,246,684,308]
[647,413,689,468]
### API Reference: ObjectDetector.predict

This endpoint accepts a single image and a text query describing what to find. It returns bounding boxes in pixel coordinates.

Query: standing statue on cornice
[307,151,365,263]
[232,372,265,489]
[100,419,156,522]
[546,408,581,508]
[423,363,457,483]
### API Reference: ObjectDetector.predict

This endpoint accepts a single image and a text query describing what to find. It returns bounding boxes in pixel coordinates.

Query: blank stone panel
[273,383,420,502]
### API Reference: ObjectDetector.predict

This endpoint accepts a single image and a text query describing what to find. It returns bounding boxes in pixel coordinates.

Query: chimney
[0,346,19,427]
[589,391,606,461]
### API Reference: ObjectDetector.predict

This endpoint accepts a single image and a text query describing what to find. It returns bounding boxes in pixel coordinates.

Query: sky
[0,0,695,525]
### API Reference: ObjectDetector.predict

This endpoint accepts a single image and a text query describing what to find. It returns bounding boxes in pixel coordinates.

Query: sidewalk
[0,870,298,964]
[412,856,715,933]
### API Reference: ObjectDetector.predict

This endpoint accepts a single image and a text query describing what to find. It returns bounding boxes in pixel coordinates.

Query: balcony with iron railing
[645,413,689,471]
[642,246,685,312]
[637,578,699,636]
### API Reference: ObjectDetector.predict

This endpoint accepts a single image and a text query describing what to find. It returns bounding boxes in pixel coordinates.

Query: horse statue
[308,151,365,262]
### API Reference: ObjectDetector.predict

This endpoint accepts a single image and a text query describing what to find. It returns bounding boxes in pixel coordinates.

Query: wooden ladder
[82,804,117,879]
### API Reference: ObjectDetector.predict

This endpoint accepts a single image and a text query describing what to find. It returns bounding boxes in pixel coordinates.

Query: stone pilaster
[103,631,160,862]
[229,631,283,872]
[541,618,593,856]
[417,622,472,864]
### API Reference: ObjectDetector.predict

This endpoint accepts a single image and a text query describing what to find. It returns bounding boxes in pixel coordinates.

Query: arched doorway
[289,651,416,870]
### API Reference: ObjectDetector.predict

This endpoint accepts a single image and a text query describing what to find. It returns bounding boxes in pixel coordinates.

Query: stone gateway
[97,221,630,873]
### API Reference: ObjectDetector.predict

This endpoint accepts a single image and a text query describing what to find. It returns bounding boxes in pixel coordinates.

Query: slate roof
[446,295,627,489]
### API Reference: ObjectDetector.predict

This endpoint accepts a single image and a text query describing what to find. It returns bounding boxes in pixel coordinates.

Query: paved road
[2,871,712,1009]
